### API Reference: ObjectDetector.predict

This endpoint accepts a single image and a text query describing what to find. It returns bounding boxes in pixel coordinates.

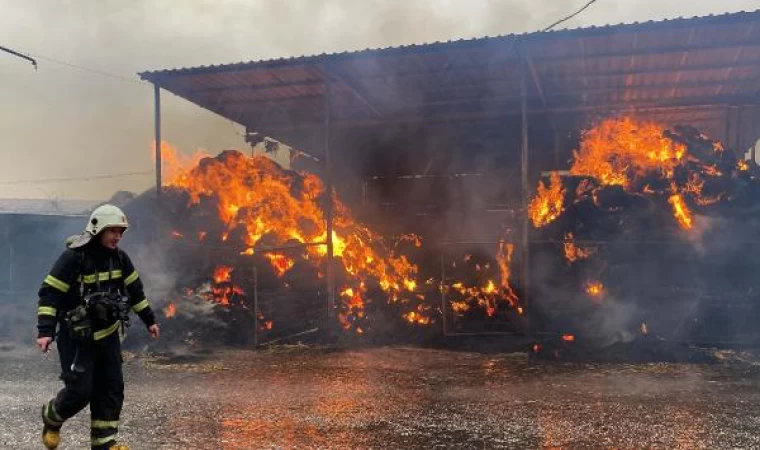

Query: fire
[170,230,183,239]
[570,117,686,187]
[164,302,176,318]
[154,141,210,183]
[585,281,604,297]
[668,188,693,230]
[213,265,233,284]
[208,265,243,306]
[563,232,592,263]
[738,159,750,171]
[529,172,566,227]
[561,334,576,342]
[338,286,365,330]
[404,305,432,325]
[546,117,722,231]
[447,242,521,318]
[165,150,423,331]
[263,252,295,278]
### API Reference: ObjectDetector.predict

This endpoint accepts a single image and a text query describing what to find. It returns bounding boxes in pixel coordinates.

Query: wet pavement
[2,344,760,449]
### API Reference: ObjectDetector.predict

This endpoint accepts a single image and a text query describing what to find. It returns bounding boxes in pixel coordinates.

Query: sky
[0,0,757,200]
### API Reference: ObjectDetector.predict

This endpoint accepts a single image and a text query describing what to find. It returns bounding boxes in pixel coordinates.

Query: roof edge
[139,9,760,81]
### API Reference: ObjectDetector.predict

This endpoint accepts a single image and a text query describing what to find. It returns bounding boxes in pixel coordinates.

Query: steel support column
[520,51,531,336]
[154,83,162,199]
[324,64,336,317]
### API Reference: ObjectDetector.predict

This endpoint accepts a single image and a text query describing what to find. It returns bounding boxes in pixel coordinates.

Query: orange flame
[155,141,210,184]
[559,117,719,230]
[338,287,365,330]
[164,302,176,318]
[585,281,604,298]
[263,252,295,278]
[668,189,693,230]
[569,117,686,187]
[403,305,432,325]
[165,150,421,329]
[529,172,565,228]
[209,265,243,306]
[448,242,521,318]
[213,265,233,284]
[562,334,576,342]
[563,232,592,263]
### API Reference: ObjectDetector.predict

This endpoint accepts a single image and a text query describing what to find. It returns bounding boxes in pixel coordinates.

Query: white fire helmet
[67,204,129,249]
[86,204,129,236]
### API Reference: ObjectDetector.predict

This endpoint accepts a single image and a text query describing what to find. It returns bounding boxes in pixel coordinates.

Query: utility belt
[63,291,131,340]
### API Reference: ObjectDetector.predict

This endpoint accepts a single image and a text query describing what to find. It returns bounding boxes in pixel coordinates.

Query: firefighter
[36,204,160,450]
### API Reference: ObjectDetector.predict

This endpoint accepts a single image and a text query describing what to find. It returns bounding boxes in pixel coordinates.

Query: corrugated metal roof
[139,10,760,143]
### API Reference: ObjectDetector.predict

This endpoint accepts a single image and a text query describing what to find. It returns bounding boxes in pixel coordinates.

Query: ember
[585,281,604,298]
[164,302,176,319]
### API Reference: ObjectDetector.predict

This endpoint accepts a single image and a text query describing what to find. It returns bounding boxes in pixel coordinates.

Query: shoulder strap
[78,251,86,297]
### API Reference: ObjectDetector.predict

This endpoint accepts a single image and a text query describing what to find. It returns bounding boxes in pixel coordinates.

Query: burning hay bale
[529,117,760,349]
[123,148,447,346]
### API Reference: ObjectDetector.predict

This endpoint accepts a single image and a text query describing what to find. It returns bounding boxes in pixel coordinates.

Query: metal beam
[716,22,757,96]
[247,93,760,133]
[526,49,562,168]
[222,74,760,120]
[669,28,697,98]
[323,63,336,319]
[543,59,760,82]
[519,54,531,337]
[192,57,760,95]
[153,58,760,126]
[328,70,383,118]
[154,83,162,199]
[190,79,323,95]
[530,39,760,64]
[526,53,548,110]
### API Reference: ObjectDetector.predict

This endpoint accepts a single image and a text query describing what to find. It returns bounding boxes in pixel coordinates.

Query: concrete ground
[2,343,760,449]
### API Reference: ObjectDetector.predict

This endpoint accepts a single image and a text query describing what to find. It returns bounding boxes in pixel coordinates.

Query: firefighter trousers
[45,324,124,449]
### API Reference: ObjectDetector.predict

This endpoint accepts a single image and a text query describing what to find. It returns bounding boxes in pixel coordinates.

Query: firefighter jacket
[36,242,156,339]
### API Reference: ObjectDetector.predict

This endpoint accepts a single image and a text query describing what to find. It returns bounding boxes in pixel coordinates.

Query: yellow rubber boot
[41,404,62,450]
[41,426,60,450]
